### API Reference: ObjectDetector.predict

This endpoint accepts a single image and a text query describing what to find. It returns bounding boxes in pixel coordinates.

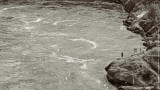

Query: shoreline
[105,0,160,89]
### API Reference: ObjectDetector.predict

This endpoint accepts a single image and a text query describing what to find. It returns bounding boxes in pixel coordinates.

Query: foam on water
[35,32,68,37]
[23,26,35,30]
[50,45,58,48]
[50,52,58,57]
[0,8,8,13]
[2,8,8,11]
[57,55,95,63]
[79,71,102,84]
[21,50,32,55]
[22,18,43,24]
[1,6,26,12]
[70,38,98,49]
[32,18,43,22]
[120,26,126,30]
[80,63,87,69]
[11,6,26,9]
[53,20,78,26]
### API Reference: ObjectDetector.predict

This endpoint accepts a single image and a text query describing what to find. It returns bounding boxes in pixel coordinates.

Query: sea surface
[0,1,143,90]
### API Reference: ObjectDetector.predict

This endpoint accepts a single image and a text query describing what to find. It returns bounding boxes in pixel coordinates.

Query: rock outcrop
[105,0,160,89]
[123,0,160,50]
[143,47,160,73]
[106,53,159,90]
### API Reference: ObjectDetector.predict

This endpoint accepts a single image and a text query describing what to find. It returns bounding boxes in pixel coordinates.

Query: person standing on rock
[121,52,124,58]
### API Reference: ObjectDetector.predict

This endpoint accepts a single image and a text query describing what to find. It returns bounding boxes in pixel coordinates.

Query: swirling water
[0,2,143,90]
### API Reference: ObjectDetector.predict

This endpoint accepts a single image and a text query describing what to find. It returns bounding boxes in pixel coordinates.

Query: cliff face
[105,0,160,89]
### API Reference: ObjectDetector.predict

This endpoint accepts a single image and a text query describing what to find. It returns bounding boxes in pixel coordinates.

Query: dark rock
[104,0,122,4]
[105,55,159,88]
[122,0,160,36]
[123,0,136,13]
[143,47,160,73]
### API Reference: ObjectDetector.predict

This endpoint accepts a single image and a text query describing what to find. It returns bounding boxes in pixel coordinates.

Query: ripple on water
[30,32,69,39]
[23,26,35,30]
[21,17,43,24]
[80,63,87,69]
[53,20,78,26]
[32,18,43,23]
[70,38,98,49]
[34,32,68,37]
[57,55,95,63]
[79,71,102,85]
[2,8,8,11]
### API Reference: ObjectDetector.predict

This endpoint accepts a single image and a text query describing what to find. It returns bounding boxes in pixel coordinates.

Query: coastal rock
[104,0,122,4]
[105,55,159,88]
[143,47,160,73]
[122,0,160,50]
[123,0,136,13]
[122,0,159,35]
[105,0,160,89]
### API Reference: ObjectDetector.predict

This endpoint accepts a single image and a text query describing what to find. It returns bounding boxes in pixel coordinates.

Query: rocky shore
[105,0,160,90]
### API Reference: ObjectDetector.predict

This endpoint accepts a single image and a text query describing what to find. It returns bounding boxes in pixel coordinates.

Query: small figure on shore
[121,52,124,58]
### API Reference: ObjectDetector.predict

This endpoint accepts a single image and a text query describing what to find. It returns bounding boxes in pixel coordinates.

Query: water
[0,3,143,90]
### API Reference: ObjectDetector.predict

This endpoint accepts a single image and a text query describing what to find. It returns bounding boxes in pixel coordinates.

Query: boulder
[143,47,160,73]
[105,55,159,88]
[123,0,136,13]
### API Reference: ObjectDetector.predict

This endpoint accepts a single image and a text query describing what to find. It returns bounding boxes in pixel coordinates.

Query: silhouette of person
[121,52,124,58]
